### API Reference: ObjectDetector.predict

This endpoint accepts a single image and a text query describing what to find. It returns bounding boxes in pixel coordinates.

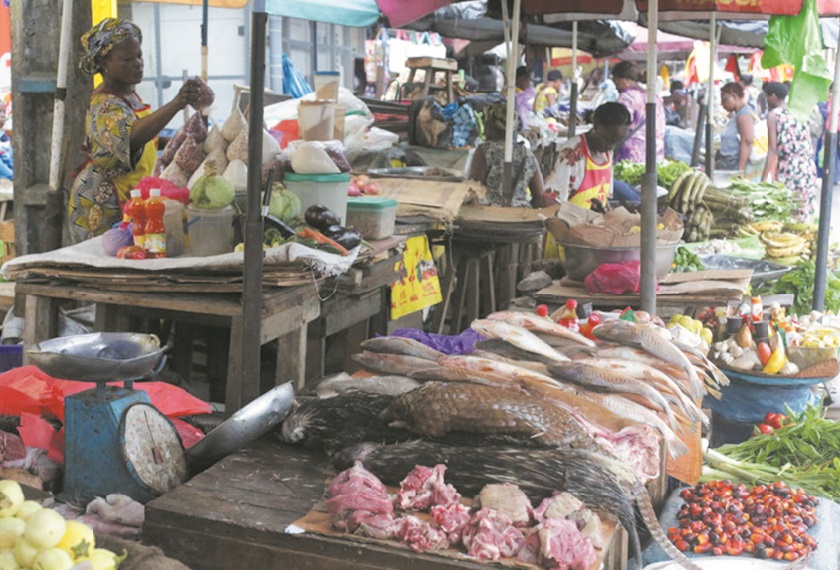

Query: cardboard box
[0,219,14,264]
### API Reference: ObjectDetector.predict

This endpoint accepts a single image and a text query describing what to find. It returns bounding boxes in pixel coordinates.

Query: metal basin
[185,382,295,475]
[560,242,678,282]
[27,332,166,382]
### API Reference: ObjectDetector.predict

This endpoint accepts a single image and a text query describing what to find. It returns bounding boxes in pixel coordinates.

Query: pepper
[763,345,787,374]
[297,227,349,256]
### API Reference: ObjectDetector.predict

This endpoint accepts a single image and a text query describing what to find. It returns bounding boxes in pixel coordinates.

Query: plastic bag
[583,260,644,295]
[289,140,344,174]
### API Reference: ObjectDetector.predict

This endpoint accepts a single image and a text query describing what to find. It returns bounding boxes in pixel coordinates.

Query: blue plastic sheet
[703,375,819,423]
[282,54,313,98]
[390,328,485,355]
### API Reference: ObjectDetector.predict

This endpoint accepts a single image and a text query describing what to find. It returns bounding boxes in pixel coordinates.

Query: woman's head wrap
[484,101,519,140]
[80,18,142,76]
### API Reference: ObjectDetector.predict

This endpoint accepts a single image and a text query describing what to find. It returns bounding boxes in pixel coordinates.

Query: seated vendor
[469,101,545,209]
[545,102,631,210]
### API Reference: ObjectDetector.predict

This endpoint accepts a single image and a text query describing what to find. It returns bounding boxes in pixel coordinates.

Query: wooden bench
[17,282,320,413]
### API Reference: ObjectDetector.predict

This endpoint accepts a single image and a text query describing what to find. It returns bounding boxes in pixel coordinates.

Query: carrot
[297,227,349,256]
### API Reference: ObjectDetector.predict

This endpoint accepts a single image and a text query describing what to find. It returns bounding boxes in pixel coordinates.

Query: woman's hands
[174,77,205,110]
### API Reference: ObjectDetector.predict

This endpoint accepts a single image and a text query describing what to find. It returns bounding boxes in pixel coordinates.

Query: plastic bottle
[125,189,146,247]
[579,312,601,340]
[750,296,763,322]
[144,188,167,258]
[556,299,580,332]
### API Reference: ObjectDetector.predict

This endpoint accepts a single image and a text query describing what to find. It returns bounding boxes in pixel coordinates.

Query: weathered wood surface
[144,440,625,570]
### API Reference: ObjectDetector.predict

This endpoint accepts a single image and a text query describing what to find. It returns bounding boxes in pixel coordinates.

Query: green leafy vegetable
[727,179,797,221]
[673,246,705,273]
[754,259,840,315]
[613,159,692,190]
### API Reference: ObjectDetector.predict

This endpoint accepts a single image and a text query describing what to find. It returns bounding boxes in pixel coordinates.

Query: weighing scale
[28,332,187,504]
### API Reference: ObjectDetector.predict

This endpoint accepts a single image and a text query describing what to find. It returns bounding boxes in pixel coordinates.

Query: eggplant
[304,204,341,230]
[324,226,362,250]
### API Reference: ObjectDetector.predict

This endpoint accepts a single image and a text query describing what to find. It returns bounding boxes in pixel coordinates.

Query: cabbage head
[267,184,302,223]
[190,161,235,209]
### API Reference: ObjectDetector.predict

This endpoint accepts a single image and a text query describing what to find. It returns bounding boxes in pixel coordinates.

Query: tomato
[116,245,147,260]
[757,342,772,366]
[764,412,785,429]
[758,423,775,435]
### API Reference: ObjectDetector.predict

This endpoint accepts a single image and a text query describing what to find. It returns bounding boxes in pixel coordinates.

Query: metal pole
[44,0,74,251]
[568,21,578,139]
[691,103,707,167]
[501,0,521,206]
[239,1,267,412]
[705,14,717,177]
[640,0,658,314]
[813,36,840,311]
[201,0,209,81]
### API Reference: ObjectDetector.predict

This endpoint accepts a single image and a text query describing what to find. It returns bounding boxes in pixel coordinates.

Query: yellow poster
[390,235,442,320]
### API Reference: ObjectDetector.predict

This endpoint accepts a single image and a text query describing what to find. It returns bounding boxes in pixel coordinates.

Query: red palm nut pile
[666,480,819,562]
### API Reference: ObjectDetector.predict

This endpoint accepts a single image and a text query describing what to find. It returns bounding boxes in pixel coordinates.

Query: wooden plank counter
[16,282,320,413]
[144,440,628,570]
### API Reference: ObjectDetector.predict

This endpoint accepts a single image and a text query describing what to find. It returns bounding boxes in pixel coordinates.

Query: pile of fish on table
[277,311,729,570]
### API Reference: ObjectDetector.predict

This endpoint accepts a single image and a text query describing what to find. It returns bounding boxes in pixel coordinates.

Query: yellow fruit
[24,509,66,549]
[13,538,39,568]
[0,548,20,569]
[693,319,703,335]
[629,226,641,234]
[57,520,94,560]
[31,547,74,570]
[0,481,24,518]
[15,501,42,522]
[700,328,713,345]
[678,316,694,331]
[763,346,787,374]
[87,548,122,570]
[0,518,25,549]
[234,242,245,253]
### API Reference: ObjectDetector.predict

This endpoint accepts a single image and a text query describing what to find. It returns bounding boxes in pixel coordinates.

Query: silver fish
[592,320,705,398]
[351,351,438,376]
[487,310,596,347]
[471,319,570,363]
[548,362,680,432]
[360,336,444,362]
[315,373,421,398]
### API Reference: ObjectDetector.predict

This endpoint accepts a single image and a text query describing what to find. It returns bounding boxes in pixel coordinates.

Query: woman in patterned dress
[611,61,665,164]
[761,82,817,222]
[68,18,204,242]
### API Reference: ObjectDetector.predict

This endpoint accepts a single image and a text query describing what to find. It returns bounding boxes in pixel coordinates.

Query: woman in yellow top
[533,69,564,115]
[68,18,204,242]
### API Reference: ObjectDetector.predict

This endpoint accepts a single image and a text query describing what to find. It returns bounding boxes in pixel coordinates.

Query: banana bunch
[739,220,784,235]
[669,170,713,242]
[761,231,809,265]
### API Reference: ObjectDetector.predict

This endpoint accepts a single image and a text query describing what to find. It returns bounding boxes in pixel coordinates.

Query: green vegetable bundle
[754,259,840,315]
[727,179,797,221]
[705,405,840,500]
[612,159,691,190]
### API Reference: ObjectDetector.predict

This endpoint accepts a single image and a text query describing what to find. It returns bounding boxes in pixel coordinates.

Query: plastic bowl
[560,242,678,282]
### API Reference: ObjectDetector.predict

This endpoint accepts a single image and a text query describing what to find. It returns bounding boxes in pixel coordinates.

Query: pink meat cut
[461,508,525,561]
[396,464,461,511]
[517,517,595,570]
[394,514,451,553]
[328,460,389,497]
[430,502,471,544]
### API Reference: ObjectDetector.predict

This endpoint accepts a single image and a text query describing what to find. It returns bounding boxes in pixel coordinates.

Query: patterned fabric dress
[477,141,538,208]
[68,89,156,243]
[775,108,818,222]
[614,85,665,164]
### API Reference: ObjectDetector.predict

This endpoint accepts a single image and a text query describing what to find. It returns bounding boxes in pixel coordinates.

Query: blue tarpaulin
[265,0,380,27]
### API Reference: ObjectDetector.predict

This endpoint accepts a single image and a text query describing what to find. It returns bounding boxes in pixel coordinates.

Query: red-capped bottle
[125,189,147,248]
[556,299,580,332]
[580,312,602,340]
[144,188,167,258]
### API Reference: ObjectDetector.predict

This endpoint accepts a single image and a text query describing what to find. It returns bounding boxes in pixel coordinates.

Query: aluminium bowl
[185,382,295,475]
[27,332,166,382]
[560,242,678,282]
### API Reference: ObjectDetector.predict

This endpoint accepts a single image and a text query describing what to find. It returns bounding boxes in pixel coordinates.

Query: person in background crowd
[469,102,545,209]
[716,82,754,172]
[663,79,688,128]
[739,74,763,116]
[612,61,665,164]
[534,69,564,115]
[68,18,204,243]
[761,82,817,221]
[545,102,632,210]
[514,66,535,130]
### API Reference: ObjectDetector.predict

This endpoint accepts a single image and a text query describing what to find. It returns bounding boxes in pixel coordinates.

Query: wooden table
[144,440,629,570]
[16,282,320,413]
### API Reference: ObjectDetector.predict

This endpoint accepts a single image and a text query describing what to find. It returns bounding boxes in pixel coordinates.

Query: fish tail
[633,481,704,570]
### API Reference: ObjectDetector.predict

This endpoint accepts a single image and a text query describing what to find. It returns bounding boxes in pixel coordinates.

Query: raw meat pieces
[462,508,525,561]
[518,518,596,570]
[396,464,461,511]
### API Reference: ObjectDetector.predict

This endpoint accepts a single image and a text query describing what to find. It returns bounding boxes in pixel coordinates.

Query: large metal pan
[27,332,166,382]
[185,382,295,475]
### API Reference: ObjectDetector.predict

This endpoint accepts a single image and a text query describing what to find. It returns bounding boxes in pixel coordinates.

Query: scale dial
[120,403,187,495]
